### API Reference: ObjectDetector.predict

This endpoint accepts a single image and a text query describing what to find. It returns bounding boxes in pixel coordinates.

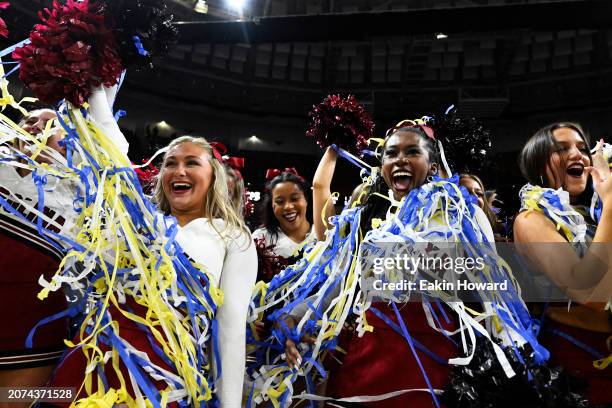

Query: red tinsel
[0,2,9,38]
[254,237,289,283]
[306,94,375,155]
[133,161,159,194]
[13,0,124,106]
[243,189,254,218]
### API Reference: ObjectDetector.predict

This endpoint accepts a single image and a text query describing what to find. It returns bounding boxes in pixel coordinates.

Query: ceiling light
[194,0,208,13]
[436,33,448,40]
[227,0,245,11]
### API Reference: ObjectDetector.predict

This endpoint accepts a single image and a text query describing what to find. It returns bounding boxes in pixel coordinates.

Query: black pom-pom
[442,337,590,408]
[306,94,375,156]
[103,0,178,69]
[425,107,491,174]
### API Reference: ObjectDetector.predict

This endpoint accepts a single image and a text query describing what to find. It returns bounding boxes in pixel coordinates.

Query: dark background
[4,0,612,225]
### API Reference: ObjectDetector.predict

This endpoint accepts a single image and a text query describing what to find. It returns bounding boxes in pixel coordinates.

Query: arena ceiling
[5,0,612,121]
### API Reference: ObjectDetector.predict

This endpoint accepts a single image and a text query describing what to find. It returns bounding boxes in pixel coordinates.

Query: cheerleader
[252,168,313,281]
[459,174,507,241]
[224,164,246,216]
[291,124,502,408]
[514,122,612,405]
[0,1,258,405]
[210,142,248,219]
[47,134,257,407]
[0,109,72,397]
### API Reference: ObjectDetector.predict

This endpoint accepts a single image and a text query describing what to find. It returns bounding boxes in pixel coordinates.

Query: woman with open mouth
[269,121,528,408]
[252,168,313,281]
[46,133,257,406]
[514,122,612,406]
[156,136,257,407]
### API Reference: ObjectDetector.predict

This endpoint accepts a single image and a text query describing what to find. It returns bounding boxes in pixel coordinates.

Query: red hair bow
[209,141,226,162]
[265,167,302,181]
[224,156,245,172]
[210,141,245,173]
[385,119,435,139]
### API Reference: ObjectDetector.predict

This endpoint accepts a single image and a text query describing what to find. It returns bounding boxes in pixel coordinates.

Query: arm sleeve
[289,287,339,321]
[88,85,129,157]
[216,232,257,407]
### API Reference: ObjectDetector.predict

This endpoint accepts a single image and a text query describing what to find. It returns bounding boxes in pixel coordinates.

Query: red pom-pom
[12,0,124,106]
[254,237,290,282]
[0,2,9,38]
[306,94,375,155]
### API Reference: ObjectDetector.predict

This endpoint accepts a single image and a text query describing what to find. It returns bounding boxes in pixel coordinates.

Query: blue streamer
[369,306,450,366]
[546,328,605,360]
[107,330,162,408]
[132,36,149,57]
[0,38,30,58]
[2,63,19,78]
[390,302,441,408]
[114,109,126,122]
[332,144,371,175]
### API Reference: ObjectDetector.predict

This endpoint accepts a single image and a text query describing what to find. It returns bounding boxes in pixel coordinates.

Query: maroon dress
[540,307,611,406]
[48,299,179,407]
[0,189,69,370]
[325,302,456,408]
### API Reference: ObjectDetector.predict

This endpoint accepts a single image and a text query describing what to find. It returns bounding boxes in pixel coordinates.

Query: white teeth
[172,182,193,191]
[393,171,411,177]
[284,212,297,221]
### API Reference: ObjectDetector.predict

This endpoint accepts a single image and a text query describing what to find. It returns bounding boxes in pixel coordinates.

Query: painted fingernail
[296,357,302,367]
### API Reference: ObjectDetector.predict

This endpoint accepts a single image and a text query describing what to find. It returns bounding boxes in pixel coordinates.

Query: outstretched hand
[591,139,610,178]
[277,315,316,369]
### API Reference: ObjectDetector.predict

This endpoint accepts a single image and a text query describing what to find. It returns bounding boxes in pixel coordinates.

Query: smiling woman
[252,169,313,281]
[50,135,257,408]
[381,129,438,201]
[278,122,509,408]
[514,122,612,405]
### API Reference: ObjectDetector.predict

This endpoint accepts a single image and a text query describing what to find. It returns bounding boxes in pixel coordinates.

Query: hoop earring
[427,175,434,182]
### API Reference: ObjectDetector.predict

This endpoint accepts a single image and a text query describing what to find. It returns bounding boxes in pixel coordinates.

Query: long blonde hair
[459,173,498,229]
[224,164,246,217]
[153,136,250,241]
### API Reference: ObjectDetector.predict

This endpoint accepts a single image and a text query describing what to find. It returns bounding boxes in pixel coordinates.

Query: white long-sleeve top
[175,218,257,407]
[251,226,314,259]
[0,165,77,247]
